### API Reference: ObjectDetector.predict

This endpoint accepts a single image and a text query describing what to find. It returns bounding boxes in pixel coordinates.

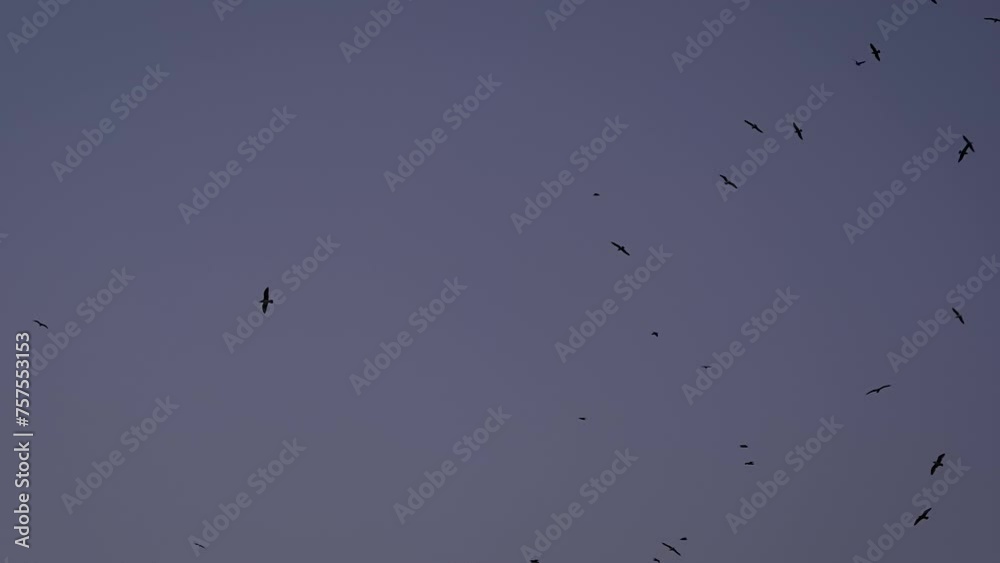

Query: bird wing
[866,389,876,395]
[263,287,270,299]
[623,250,631,256]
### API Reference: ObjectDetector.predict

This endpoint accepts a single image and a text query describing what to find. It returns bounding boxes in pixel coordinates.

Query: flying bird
[578,417,587,421]
[986,17,1000,23]
[680,537,687,541]
[651,331,659,337]
[593,192,600,196]
[739,444,749,448]
[793,122,803,140]
[701,365,711,369]
[744,461,755,466]
[661,543,682,557]
[866,384,891,396]
[958,145,971,163]
[870,43,881,61]
[719,175,739,189]
[914,508,931,525]
[611,241,631,256]
[33,320,48,329]
[744,120,763,134]
[259,287,274,314]
[952,308,965,325]
[193,541,207,550]
[930,453,945,475]
[854,59,866,66]
[654,559,661,563]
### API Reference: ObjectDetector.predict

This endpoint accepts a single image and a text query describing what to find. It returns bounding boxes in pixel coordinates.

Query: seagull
[719,175,739,190]
[33,320,48,329]
[854,59,866,66]
[870,43,881,61]
[914,508,931,526]
[611,241,631,256]
[986,17,1000,23]
[661,543,682,557]
[958,145,971,163]
[701,365,711,369]
[651,331,659,337]
[654,559,661,563]
[259,287,274,313]
[578,417,587,421]
[952,308,965,325]
[930,453,945,475]
[679,537,687,541]
[793,122,803,140]
[194,541,207,550]
[744,461,755,466]
[866,384,891,396]
[744,120,764,134]
[593,193,600,196]
[739,444,749,448]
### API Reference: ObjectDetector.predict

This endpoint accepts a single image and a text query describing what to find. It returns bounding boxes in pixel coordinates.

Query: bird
[719,175,739,190]
[986,17,1000,23]
[593,192,600,196]
[651,331,659,337]
[259,287,274,313]
[744,120,763,134]
[611,241,631,256]
[654,559,661,563]
[870,43,881,61]
[793,122,803,140]
[739,444,749,448]
[193,541,207,550]
[744,461,755,466]
[661,543,682,557]
[33,320,48,329]
[854,59,866,66]
[930,0,937,4]
[578,417,587,421]
[701,365,711,369]
[963,135,975,152]
[914,508,931,526]
[952,308,965,325]
[679,537,687,541]
[958,145,971,163]
[866,384,891,396]
[930,453,945,475]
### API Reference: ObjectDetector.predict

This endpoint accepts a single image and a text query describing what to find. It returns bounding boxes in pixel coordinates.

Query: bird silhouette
[854,59,866,66]
[194,541,207,550]
[259,287,274,314]
[739,444,749,448]
[611,241,631,256]
[593,193,600,196]
[870,43,881,61]
[744,461,755,466]
[930,0,937,4]
[866,384,891,396]
[33,320,48,329]
[651,331,659,337]
[679,537,687,541]
[952,308,965,325]
[719,175,739,190]
[661,543,682,557]
[654,559,661,563]
[914,508,931,525]
[744,120,763,134]
[930,453,945,475]
[578,417,587,421]
[986,17,1000,23]
[793,123,803,140]
[958,145,971,162]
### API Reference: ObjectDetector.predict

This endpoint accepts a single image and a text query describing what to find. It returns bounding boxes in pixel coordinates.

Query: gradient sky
[2,1,998,562]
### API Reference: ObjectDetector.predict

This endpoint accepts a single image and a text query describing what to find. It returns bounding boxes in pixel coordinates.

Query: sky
[1,0,998,562]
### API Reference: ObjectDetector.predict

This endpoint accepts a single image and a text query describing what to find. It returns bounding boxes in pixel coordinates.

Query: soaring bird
[744,120,763,134]
[701,365,711,369]
[611,241,631,256]
[578,417,587,421]
[914,508,931,525]
[593,193,600,196]
[259,287,274,314]
[744,461,755,466]
[930,453,945,475]
[930,0,937,4]
[986,17,1000,23]
[661,543,682,557]
[33,320,48,329]
[651,331,659,337]
[866,384,891,396]
[952,308,965,325]
[963,135,975,153]
[719,175,739,190]
[854,59,866,66]
[654,559,661,563]
[193,541,207,550]
[739,444,749,448]
[870,43,881,61]
[679,537,687,541]
[793,123,803,140]
[958,145,971,163]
